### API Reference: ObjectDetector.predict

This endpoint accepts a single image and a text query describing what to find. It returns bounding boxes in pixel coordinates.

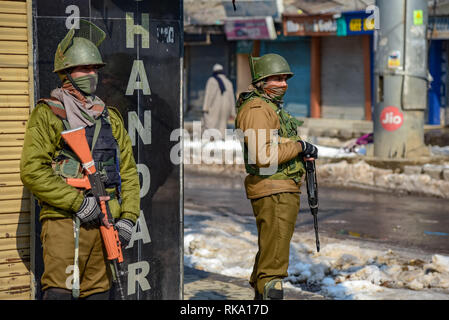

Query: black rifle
[304,159,320,252]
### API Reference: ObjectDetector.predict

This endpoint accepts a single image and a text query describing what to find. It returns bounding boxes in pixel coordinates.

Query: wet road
[184,169,449,255]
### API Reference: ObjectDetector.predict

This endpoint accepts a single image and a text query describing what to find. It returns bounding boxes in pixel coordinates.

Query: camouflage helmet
[249,53,293,84]
[53,19,106,73]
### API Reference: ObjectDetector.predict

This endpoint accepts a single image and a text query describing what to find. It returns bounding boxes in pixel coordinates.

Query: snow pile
[184,209,258,278]
[286,240,449,299]
[184,208,449,300]
[318,160,449,198]
[431,145,449,156]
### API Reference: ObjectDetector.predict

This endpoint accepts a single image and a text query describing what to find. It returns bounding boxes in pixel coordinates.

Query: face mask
[262,82,288,102]
[72,73,98,95]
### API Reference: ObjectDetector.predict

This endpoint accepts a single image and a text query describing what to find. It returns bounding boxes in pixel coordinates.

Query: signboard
[388,50,401,69]
[225,16,277,40]
[414,10,424,26]
[380,106,404,131]
[32,0,182,300]
[429,16,449,39]
[282,14,337,36]
[338,11,375,36]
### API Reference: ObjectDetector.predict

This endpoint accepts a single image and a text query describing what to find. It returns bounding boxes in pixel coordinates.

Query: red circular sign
[380,106,403,131]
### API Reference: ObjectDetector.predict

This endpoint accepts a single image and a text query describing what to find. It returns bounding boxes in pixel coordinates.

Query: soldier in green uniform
[20,20,140,299]
[235,53,318,300]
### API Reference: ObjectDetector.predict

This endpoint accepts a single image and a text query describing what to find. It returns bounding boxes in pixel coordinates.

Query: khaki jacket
[235,96,303,199]
[20,103,140,223]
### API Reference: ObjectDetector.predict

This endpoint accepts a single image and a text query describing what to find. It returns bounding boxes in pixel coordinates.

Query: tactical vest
[39,98,122,198]
[235,90,306,183]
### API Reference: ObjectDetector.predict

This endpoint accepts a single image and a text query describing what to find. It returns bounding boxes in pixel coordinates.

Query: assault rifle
[61,127,126,300]
[304,157,320,252]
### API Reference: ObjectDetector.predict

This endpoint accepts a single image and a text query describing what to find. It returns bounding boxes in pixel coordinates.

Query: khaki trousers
[249,192,300,294]
[40,218,112,298]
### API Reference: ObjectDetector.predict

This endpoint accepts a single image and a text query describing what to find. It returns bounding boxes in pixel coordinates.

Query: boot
[42,287,73,300]
[254,289,263,300]
[263,279,283,300]
[83,289,111,300]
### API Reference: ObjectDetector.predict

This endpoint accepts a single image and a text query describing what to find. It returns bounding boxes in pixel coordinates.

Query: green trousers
[249,192,300,294]
[40,218,112,298]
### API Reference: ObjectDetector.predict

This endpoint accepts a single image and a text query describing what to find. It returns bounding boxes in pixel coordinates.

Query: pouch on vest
[51,147,84,179]
[52,157,83,179]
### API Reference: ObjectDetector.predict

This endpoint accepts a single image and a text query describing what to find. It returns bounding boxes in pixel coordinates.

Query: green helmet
[53,19,106,73]
[249,53,293,84]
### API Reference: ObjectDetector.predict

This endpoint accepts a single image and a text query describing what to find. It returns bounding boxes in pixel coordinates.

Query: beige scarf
[249,81,287,104]
[51,82,105,129]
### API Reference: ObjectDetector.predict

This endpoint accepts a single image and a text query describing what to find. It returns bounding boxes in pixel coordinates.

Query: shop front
[428,15,449,126]
[283,12,374,121]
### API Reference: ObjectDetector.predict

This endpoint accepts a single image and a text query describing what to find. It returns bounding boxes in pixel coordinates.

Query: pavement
[183,266,327,300]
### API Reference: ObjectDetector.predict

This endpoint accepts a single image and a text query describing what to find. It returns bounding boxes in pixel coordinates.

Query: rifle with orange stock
[61,127,126,300]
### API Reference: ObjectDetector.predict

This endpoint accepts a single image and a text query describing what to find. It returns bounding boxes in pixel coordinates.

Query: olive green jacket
[20,103,140,223]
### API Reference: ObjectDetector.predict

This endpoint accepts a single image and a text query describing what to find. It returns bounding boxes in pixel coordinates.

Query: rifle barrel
[113,260,126,300]
[305,159,320,252]
[312,212,320,252]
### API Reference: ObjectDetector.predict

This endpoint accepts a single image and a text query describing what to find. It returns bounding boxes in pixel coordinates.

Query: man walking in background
[202,63,236,138]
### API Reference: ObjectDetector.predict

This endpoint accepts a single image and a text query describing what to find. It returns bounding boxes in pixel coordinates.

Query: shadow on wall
[9,193,34,299]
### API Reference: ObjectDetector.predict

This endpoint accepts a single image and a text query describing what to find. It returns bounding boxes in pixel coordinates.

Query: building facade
[282,11,374,121]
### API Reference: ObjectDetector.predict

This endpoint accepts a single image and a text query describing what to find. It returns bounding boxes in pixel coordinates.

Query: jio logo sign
[380,106,404,131]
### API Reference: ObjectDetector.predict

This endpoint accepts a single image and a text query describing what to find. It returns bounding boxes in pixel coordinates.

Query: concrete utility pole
[374,0,430,158]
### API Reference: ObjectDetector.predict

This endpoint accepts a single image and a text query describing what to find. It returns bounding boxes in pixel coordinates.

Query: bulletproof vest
[39,98,122,194]
[235,90,306,183]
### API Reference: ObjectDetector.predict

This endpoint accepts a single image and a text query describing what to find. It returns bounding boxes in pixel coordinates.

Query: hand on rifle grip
[75,196,102,228]
[298,140,318,159]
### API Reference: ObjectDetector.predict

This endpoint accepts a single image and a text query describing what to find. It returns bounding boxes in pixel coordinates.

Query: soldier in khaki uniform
[20,20,140,300]
[235,54,318,300]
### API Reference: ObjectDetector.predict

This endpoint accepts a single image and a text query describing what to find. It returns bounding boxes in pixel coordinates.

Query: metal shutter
[0,0,33,300]
[321,35,365,120]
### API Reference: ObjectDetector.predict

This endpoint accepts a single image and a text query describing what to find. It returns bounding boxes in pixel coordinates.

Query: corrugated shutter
[0,0,33,300]
[320,35,365,120]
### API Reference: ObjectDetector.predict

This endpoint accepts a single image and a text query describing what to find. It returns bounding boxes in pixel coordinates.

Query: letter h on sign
[125,12,151,96]
[126,12,150,48]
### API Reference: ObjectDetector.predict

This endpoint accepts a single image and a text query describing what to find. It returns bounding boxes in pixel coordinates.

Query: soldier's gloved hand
[298,140,318,159]
[115,219,134,248]
[76,196,102,228]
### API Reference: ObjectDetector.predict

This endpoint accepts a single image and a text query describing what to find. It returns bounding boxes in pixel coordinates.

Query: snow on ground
[317,160,449,198]
[432,145,449,156]
[184,207,449,300]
